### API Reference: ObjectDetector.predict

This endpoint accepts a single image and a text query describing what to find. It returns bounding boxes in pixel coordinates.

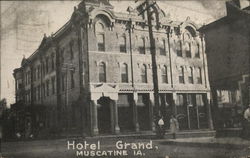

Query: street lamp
[61,63,75,138]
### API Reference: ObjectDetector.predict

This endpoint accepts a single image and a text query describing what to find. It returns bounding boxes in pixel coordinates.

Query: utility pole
[138,0,161,119]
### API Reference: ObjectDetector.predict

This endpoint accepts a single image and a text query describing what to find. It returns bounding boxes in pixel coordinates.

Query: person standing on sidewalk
[170,115,179,139]
[243,104,250,139]
[158,116,165,138]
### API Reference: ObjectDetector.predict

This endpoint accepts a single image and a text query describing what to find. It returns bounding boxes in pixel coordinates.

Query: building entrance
[97,97,111,134]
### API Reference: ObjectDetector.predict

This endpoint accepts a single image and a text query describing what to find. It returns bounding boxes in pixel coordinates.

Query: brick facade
[13,0,213,137]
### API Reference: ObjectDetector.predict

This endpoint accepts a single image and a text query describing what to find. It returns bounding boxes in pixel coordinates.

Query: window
[185,42,191,58]
[119,36,126,53]
[42,83,45,98]
[140,64,147,83]
[51,54,55,71]
[197,67,202,84]
[38,85,41,100]
[138,38,146,54]
[71,71,75,88]
[179,66,185,84]
[33,68,36,81]
[34,87,36,101]
[195,44,200,58]
[97,34,105,51]
[196,94,204,106]
[177,41,182,57]
[45,57,49,73]
[99,62,106,82]
[70,41,74,60]
[188,67,194,84]
[121,63,128,83]
[37,65,41,79]
[161,66,168,83]
[61,49,64,64]
[51,77,55,94]
[159,40,167,55]
[61,74,65,91]
[46,80,50,96]
[176,94,184,106]
[96,22,105,51]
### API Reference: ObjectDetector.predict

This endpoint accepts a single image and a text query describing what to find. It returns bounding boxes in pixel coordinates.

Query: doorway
[97,97,111,134]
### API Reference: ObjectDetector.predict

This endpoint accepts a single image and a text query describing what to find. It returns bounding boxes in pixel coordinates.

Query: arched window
[179,66,185,84]
[161,66,168,83]
[140,64,147,83]
[197,67,202,84]
[121,63,128,83]
[185,42,191,58]
[138,38,146,54]
[159,39,167,56]
[119,36,126,53]
[96,22,105,51]
[188,67,194,84]
[177,41,182,57]
[99,62,106,82]
[195,43,200,58]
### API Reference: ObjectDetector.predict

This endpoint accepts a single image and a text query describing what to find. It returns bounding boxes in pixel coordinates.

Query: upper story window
[46,80,50,96]
[195,43,200,58]
[176,41,182,57]
[161,66,168,83]
[71,70,75,89]
[159,39,167,56]
[96,22,105,52]
[188,67,194,84]
[61,74,65,91]
[70,41,74,60]
[178,66,185,84]
[51,77,55,94]
[119,36,126,53]
[51,54,55,71]
[140,64,147,83]
[121,63,128,83]
[185,42,192,58]
[45,57,49,73]
[99,62,106,82]
[37,65,41,79]
[197,67,202,84]
[61,49,64,64]
[33,68,36,81]
[138,38,146,54]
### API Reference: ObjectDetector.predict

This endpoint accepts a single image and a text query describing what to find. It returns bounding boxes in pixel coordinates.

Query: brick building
[199,0,250,129]
[13,0,213,137]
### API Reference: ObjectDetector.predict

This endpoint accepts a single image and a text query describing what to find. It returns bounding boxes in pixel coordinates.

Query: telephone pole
[138,0,161,120]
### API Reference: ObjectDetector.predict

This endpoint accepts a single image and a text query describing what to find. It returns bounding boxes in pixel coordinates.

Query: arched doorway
[97,97,112,134]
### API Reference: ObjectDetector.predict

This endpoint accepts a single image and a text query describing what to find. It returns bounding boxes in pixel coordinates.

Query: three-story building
[13,0,213,136]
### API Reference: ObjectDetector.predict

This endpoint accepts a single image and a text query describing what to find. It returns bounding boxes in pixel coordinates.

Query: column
[90,100,99,136]
[206,93,214,130]
[111,100,120,134]
[172,93,177,116]
[149,93,156,131]
[132,93,139,132]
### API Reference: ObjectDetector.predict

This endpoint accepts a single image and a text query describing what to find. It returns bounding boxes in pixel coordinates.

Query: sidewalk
[163,137,250,149]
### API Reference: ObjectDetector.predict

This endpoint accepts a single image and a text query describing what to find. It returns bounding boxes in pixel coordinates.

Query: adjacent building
[13,0,213,137]
[199,0,250,129]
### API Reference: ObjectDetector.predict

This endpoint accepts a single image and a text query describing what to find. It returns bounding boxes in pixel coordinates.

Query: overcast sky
[0,0,227,106]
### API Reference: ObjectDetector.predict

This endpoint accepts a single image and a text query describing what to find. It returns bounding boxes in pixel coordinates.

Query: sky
[0,0,227,106]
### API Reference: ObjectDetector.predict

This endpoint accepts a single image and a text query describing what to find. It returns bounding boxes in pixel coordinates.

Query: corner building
[13,0,213,136]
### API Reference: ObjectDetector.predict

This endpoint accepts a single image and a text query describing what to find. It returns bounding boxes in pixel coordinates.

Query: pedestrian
[170,115,179,139]
[158,116,165,138]
[242,104,250,139]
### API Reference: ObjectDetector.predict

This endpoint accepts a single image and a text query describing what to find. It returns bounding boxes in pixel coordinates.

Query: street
[1,137,250,158]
